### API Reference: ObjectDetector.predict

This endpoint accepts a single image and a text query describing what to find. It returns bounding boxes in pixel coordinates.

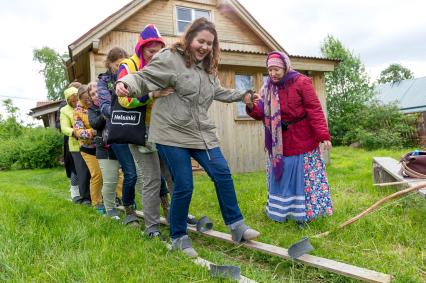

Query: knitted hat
[267,53,284,68]
[266,51,292,73]
[135,24,165,56]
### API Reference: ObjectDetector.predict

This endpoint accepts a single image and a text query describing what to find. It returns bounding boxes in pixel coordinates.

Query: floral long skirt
[266,147,333,222]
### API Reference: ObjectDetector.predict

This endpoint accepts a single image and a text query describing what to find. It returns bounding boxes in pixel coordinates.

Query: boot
[160,194,169,222]
[123,205,140,227]
[70,185,80,203]
[229,220,260,243]
[172,235,198,258]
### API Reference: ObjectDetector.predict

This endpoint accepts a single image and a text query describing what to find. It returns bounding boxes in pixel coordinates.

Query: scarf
[263,51,301,180]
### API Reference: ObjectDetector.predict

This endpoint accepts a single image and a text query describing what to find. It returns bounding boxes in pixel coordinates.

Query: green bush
[0,127,63,170]
[341,102,417,150]
[0,139,20,170]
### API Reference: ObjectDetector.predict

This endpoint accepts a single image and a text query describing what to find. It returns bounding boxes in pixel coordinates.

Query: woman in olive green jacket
[116,18,259,258]
[60,86,91,205]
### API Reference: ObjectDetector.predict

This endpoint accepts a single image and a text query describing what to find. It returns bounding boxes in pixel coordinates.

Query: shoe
[242,228,260,241]
[187,214,197,226]
[146,231,164,240]
[106,208,120,220]
[123,205,140,227]
[230,221,260,242]
[80,199,91,207]
[72,196,82,204]
[95,204,106,215]
[70,185,80,201]
[296,221,308,229]
[172,235,198,258]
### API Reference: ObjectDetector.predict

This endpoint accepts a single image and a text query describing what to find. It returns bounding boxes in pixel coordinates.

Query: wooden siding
[115,0,267,47]
[210,67,266,172]
[73,52,90,83]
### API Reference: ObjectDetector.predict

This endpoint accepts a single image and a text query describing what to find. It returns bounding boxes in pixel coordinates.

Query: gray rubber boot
[229,221,260,242]
[172,235,198,258]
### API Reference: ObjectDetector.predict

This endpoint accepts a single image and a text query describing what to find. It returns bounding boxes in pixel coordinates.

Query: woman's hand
[115,82,129,97]
[244,92,260,110]
[322,140,332,151]
[152,88,175,98]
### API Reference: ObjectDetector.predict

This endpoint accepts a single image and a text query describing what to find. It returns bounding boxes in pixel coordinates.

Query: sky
[0,0,425,124]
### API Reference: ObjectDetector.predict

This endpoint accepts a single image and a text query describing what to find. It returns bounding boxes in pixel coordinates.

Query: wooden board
[373,157,426,197]
[128,209,392,283]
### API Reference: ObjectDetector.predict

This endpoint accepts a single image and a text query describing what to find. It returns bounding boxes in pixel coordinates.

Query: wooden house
[66,0,338,173]
[376,76,426,146]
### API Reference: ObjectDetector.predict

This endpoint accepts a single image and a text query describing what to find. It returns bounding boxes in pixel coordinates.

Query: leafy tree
[0,99,23,140]
[320,34,375,145]
[33,47,69,101]
[377,63,414,84]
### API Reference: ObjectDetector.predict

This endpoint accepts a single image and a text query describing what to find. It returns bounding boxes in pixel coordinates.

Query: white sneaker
[70,185,80,199]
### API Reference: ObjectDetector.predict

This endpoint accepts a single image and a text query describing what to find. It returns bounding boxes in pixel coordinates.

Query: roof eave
[221,0,286,53]
[68,0,153,59]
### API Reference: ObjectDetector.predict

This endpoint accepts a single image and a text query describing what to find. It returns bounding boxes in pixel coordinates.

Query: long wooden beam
[129,209,392,283]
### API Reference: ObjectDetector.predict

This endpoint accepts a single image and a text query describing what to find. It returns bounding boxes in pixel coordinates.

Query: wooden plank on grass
[373,157,426,197]
[130,209,392,283]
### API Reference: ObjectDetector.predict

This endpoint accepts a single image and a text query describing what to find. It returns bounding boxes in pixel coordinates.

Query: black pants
[71,152,91,202]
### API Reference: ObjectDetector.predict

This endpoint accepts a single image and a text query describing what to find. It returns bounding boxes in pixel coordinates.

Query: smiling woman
[115,17,260,258]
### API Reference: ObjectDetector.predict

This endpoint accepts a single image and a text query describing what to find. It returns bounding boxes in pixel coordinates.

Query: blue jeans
[156,144,243,239]
[111,144,137,206]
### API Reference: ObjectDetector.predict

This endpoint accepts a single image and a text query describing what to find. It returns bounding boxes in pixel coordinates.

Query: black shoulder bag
[106,93,147,145]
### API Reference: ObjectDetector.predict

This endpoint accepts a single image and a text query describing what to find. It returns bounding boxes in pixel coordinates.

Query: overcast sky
[1,0,425,124]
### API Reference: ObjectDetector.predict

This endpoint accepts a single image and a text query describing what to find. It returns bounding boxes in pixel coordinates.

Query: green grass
[1,147,425,282]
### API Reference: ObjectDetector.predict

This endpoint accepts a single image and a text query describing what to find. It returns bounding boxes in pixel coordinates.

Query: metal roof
[375,76,426,113]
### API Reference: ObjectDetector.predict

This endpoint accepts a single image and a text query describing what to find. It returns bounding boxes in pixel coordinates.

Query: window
[235,74,254,119]
[176,6,211,34]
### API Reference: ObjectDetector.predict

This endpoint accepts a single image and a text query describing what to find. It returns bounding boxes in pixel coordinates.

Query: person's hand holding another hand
[115,82,128,97]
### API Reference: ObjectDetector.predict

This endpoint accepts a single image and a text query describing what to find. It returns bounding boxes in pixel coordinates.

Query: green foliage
[321,35,375,145]
[33,47,69,101]
[0,128,63,170]
[378,63,414,84]
[0,99,23,140]
[321,35,417,149]
[342,102,417,150]
[0,100,63,170]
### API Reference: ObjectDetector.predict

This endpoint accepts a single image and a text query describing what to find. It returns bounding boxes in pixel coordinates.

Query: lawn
[0,147,425,282]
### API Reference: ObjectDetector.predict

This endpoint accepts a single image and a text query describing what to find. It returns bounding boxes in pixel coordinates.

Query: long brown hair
[172,17,219,74]
[105,47,128,70]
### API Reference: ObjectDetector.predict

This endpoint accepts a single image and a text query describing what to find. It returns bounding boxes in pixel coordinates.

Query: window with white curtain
[176,6,211,34]
[235,74,254,119]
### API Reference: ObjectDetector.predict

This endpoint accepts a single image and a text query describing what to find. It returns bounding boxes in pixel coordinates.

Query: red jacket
[247,75,330,156]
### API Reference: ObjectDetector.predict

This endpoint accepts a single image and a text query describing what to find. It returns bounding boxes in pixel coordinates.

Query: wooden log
[125,208,392,283]
[373,181,408,187]
[315,182,426,239]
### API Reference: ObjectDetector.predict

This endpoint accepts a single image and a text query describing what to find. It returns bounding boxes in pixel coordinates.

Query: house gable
[113,0,273,52]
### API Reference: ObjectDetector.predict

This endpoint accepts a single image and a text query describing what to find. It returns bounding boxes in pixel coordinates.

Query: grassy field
[1,147,425,282]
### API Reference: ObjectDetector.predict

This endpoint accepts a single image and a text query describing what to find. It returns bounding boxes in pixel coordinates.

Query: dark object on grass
[210,264,241,280]
[196,216,213,232]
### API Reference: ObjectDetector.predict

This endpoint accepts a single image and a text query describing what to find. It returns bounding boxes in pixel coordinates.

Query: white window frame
[176,6,211,35]
[234,74,254,120]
